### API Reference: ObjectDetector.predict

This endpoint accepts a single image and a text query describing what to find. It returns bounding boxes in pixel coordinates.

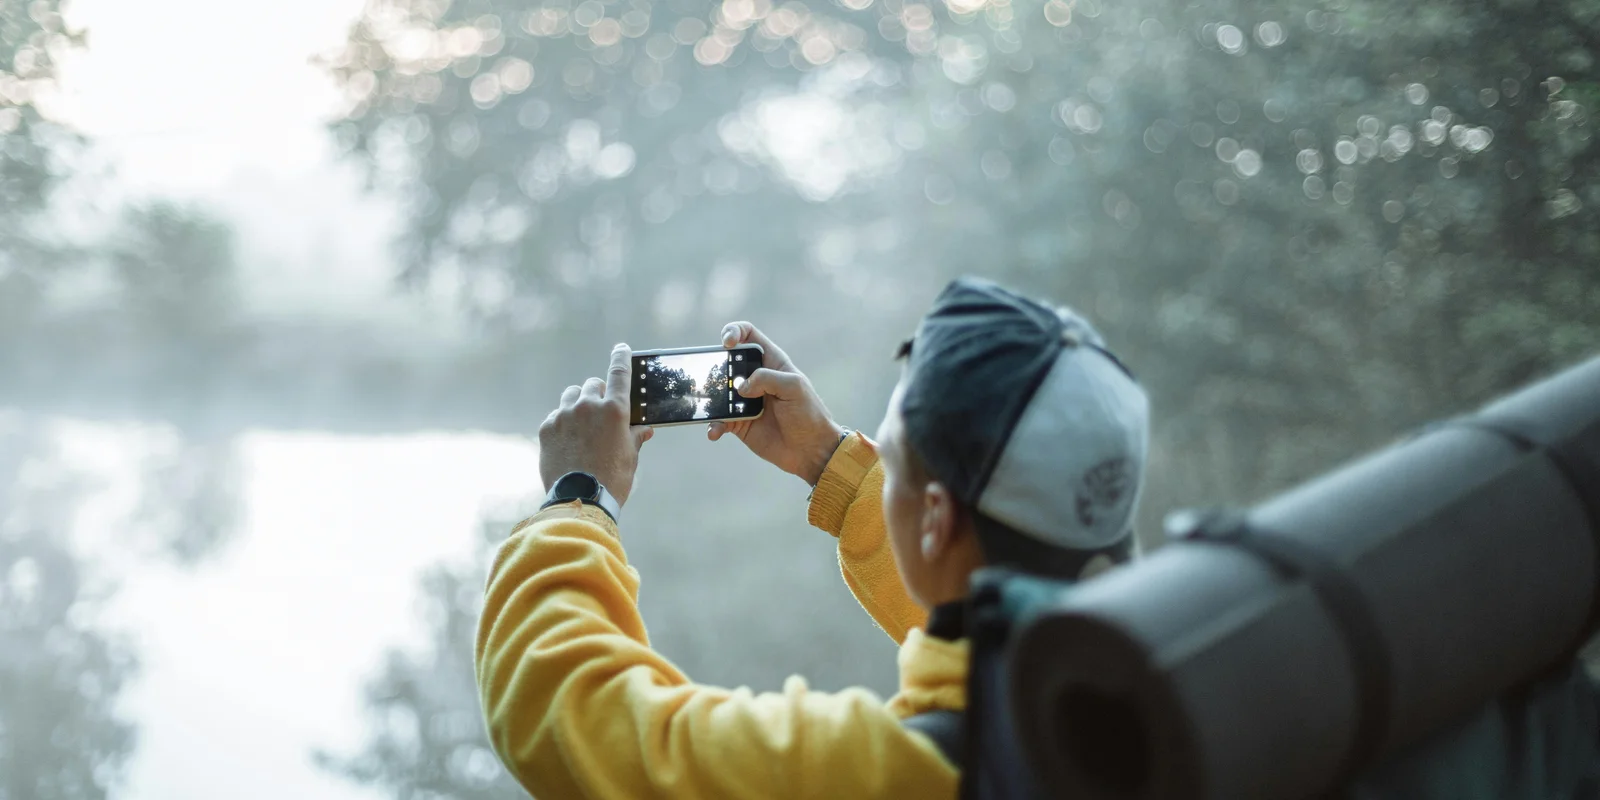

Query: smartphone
[630,344,765,427]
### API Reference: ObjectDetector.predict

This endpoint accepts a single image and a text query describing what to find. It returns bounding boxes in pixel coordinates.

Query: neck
[923,550,984,608]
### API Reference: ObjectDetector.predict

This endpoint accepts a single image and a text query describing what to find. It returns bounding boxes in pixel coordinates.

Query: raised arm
[807,432,927,644]
[478,343,955,798]
[708,323,926,644]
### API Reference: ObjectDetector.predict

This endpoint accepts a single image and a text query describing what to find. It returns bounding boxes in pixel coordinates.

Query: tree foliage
[702,358,730,418]
[0,0,83,334]
[329,0,1600,505]
[647,361,698,419]
[0,424,139,800]
[0,6,142,797]
[326,0,1600,793]
[0,6,257,795]
[315,519,528,800]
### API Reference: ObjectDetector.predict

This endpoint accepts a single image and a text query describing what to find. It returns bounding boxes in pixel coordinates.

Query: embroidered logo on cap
[1076,457,1132,528]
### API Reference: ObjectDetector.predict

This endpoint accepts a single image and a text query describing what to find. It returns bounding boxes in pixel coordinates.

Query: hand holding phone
[705,322,847,486]
[538,344,654,506]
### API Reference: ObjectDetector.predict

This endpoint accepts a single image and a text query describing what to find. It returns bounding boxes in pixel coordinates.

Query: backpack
[905,574,1600,800]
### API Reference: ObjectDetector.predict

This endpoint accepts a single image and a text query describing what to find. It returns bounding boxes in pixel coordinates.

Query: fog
[3,0,1597,796]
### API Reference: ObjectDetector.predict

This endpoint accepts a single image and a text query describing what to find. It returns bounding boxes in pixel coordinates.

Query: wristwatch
[541,471,621,522]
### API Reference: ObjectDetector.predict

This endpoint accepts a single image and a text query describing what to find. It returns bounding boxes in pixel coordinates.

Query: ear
[920,482,958,562]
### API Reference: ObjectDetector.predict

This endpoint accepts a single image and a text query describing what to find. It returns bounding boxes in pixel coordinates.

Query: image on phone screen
[631,346,764,426]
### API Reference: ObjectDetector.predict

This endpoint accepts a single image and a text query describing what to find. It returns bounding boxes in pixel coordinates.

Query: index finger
[720,321,793,372]
[605,343,632,403]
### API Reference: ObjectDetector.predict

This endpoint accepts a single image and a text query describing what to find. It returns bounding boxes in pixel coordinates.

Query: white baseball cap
[897,278,1150,576]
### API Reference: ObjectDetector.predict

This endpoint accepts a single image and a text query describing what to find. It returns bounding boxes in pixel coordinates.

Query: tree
[315,518,529,800]
[648,361,698,420]
[0,0,84,332]
[0,6,142,797]
[0,9,258,796]
[324,0,911,389]
[329,0,1600,513]
[10,201,251,564]
[702,358,730,418]
[920,0,1600,515]
[0,426,139,800]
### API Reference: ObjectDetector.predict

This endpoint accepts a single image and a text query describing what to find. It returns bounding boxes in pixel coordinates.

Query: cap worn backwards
[898,277,1150,572]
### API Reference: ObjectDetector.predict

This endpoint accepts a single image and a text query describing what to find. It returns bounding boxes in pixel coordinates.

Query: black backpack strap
[1428,416,1600,658]
[903,708,965,768]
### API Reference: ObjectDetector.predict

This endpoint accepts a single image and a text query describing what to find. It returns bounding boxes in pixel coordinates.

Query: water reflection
[106,433,541,800]
[0,406,551,800]
[315,519,527,800]
[0,422,137,800]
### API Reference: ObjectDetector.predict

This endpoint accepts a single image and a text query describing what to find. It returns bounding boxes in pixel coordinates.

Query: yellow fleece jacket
[474,432,963,799]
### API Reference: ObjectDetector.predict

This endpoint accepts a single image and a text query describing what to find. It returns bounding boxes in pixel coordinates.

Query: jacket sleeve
[807,432,928,645]
[474,501,957,800]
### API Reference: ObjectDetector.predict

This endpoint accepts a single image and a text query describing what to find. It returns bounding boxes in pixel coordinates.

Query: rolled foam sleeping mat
[1006,355,1600,800]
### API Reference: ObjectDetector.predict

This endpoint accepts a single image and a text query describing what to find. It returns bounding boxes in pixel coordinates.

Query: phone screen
[631,346,764,426]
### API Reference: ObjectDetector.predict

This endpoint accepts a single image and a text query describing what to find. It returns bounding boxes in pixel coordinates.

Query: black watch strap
[542,472,621,522]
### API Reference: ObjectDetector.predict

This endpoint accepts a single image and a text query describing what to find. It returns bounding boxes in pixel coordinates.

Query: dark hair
[972,513,1134,578]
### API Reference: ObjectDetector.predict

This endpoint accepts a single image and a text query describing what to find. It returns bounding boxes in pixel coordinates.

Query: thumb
[739,368,802,400]
[633,426,655,449]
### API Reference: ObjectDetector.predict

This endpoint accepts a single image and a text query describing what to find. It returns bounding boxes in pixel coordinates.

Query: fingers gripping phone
[630,344,765,427]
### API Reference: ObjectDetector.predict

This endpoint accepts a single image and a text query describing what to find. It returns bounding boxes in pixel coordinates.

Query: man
[474,278,1150,798]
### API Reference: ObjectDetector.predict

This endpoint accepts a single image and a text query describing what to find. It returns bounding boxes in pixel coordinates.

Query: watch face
[554,472,600,501]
